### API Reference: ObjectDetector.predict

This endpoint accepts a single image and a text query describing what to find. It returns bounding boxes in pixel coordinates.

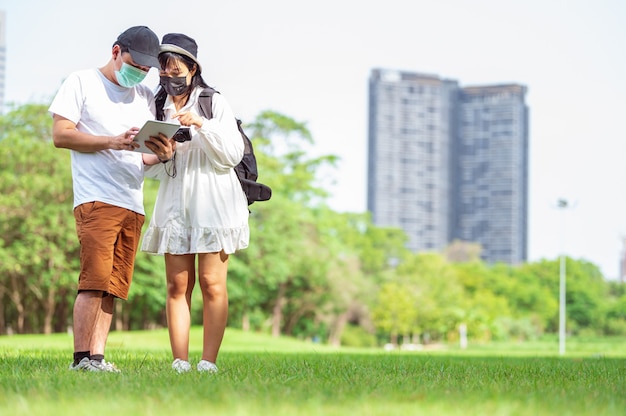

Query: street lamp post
[557,198,568,356]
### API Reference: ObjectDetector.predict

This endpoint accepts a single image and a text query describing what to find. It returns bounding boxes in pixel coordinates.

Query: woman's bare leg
[164,253,196,360]
[197,251,229,364]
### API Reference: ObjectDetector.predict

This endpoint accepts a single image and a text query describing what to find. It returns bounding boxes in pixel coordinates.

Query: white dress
[141,87,250,255]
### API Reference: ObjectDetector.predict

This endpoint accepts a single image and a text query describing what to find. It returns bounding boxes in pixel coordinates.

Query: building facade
[367,69,529,265]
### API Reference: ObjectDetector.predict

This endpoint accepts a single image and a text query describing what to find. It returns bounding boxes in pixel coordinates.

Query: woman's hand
[173,111,203,128]
[145,132,176,162]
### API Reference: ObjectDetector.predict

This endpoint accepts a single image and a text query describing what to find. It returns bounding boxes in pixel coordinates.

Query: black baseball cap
[116,26,160,68]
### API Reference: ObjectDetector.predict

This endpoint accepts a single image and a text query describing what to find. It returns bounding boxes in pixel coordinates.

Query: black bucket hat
[160,33,202,71]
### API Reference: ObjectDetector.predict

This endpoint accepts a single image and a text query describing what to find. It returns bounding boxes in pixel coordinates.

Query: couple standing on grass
[49,25,249,374]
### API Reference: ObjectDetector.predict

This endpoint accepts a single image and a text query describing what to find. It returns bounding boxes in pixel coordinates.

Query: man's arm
[52,114,140,153]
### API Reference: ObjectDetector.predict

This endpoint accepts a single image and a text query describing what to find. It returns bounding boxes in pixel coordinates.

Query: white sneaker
[172,358,191,373]
[91,359,121,373]
[69,357,100,372]
[197,360,218,373]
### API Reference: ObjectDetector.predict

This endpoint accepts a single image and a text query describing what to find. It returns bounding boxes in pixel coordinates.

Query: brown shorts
[73,201,145,300]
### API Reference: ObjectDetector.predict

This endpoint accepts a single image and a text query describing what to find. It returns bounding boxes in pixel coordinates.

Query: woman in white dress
[141,33,249,374]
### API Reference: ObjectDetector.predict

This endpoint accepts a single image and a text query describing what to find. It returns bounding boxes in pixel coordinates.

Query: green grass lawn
[1,329,624,416]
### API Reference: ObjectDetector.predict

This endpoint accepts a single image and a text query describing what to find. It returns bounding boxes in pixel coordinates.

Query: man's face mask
[115,62,148,88]
[160,75,190,97]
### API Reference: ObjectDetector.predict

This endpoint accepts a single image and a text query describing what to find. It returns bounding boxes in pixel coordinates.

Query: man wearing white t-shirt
[49,26,175,372]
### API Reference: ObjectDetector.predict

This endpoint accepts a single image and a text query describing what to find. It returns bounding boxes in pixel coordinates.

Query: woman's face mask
[115,62,148,88]
[160,74,191,97]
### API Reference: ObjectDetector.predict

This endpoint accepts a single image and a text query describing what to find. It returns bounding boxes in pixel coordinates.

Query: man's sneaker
[90,359,121,373]
[197,360,218,373]
[69,357,100,372]
[172,358,191,373]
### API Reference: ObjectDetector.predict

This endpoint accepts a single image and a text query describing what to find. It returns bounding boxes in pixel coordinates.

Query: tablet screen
[132,120,181,154]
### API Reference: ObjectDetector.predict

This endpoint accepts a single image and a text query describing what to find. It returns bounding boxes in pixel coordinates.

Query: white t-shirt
[141,87,249,255]
[48,68,155,215]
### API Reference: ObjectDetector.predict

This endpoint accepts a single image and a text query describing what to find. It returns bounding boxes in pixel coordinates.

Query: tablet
[132,120,181,154]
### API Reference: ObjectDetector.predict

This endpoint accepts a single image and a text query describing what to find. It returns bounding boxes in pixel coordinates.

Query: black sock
[90,354,104,363]
[73,351,90,365]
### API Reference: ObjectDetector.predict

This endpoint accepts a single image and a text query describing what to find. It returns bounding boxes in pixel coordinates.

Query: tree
[227,111,339,337]
[318,211,409,346]
[444,239,482,263]
[454,261,514,341]
[371,282,416,345]
[0,103,77,334]
[372,252,465,344]
[604,281,626,335]
[397,252,465,342]
[560,259,607,334]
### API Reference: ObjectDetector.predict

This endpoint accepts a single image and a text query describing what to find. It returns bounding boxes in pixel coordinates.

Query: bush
[604,318,626,336]
[491,317,541,341]
[340,324,377,348]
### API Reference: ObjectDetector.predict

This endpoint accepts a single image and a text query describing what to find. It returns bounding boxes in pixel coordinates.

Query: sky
[1,0,625,280]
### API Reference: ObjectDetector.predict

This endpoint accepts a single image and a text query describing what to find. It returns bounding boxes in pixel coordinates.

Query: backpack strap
[155,87,217,121]
[197,87,218,120]
[155,89,167,121]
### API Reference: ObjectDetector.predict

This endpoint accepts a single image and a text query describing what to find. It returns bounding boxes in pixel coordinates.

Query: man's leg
[90,293,114,355]
[73,290,104,359]
[71,202,134,371]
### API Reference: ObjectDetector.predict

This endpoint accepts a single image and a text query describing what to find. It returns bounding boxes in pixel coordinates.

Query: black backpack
[155,87,271,205]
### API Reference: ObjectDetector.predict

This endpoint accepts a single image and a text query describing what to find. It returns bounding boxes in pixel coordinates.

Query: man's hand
[111,128,141,151]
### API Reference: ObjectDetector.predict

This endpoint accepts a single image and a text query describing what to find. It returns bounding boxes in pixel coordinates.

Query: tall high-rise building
[454,85,529,264]
[0,10,6,114]
[367,69,529,265]
[367,70,458,252]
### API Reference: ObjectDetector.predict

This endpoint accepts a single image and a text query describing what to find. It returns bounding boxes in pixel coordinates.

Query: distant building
[367,70,458,252]
[0,10,5,114]
[454,84,529,264]
[367,69,529,265]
